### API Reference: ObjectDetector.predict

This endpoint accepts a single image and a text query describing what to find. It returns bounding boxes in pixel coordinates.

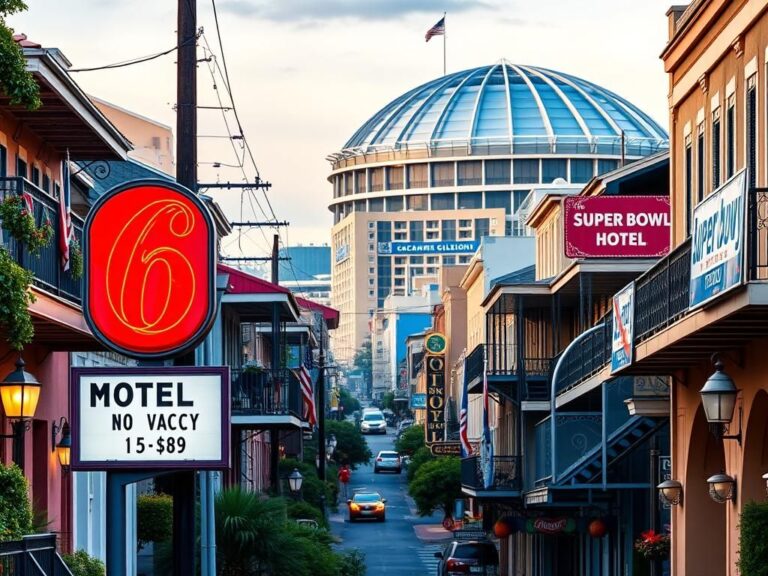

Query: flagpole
[443,12,447,76]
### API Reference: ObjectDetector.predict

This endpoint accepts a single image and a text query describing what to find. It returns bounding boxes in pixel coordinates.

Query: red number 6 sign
[84,180,216,359]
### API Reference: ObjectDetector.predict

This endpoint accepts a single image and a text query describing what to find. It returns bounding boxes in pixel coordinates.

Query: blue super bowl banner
[378,240,480,255]
[689,170,747,309]
[611,282,635,374]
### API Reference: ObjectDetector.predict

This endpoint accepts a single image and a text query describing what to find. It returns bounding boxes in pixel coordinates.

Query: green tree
[408,457,462,517]
[0,1,40,110]
[406,446,435,483]
[382,391,395,411]
[339,387,361,415]
[395,423,425,455]
[0,463,32,541]
[738,500,768,576]
[137,493,172,551]
[352,340,372,392]
[326,420,372,468]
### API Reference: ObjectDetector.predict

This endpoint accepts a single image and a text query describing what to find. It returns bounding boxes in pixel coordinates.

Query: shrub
[409,456,462,517]
[137,493,173,551]
[395,424,425,456]
[61,550,105,576]
[339,548,367,576]
[287,500,324,526]
[406,446,434,483]
[0,463,32,541]
[325,420,371,468]
[739,500,768,576]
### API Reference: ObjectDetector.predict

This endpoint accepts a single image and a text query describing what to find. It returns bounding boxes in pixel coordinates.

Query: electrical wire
[69,36,198,72]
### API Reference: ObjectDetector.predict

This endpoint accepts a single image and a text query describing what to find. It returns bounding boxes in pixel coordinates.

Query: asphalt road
[331,429,444,575]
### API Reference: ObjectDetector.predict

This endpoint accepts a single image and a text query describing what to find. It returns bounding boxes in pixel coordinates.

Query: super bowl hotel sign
[564,196,670,258]
[78,180,229,470]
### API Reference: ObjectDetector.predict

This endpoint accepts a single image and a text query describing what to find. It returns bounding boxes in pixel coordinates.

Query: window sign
[611,282,635,374]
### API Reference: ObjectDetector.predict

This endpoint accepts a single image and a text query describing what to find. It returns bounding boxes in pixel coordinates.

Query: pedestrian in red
[338,463,351,499]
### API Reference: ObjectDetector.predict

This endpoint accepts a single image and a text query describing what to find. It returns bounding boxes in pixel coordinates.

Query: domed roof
[342,62,668,156]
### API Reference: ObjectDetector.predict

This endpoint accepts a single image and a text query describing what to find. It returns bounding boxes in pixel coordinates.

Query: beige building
[327,61,668,363]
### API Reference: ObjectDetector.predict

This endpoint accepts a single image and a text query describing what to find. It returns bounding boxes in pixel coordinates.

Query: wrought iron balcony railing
[0,177,84,306]
[552,314,612,396]
[0,534,73,575]
[461,455,522,492]
[231,367,302,418]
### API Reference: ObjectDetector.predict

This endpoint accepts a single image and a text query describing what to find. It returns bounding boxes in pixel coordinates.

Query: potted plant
[0,195,54,255]
[634,529,670,561]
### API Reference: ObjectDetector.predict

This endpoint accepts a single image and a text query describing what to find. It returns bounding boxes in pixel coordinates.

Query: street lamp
[326,434,337,460]
[657,479,683,506]
[288,468,304,495]
[52,418,71,472]
[707,473,736,504]
[0,357,41,469]
[700,357,741,444]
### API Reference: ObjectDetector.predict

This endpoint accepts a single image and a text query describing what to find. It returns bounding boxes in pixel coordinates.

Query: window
[712,108,721,189]
[513,159,538,184]
[356,171,367,194]
[386,196,403,211]
[395,257,406,265]
[697,122,705,202]
[513,190,529,212]
[394,267,405,275]
[426,267,437,274]
[368,244,375,252]
[747,75,757,190]
[459,255,472,264]
[410,256,424,264]
[0,145,6,178]
[542,159,567,183]
[485,191,511,214]
[459,230,472,238]
[408,164,428,188]
[443,256,456,265]
[370,168,384,192]
[597,159,619,175]
[377,221,392,242]
[354,200,366,212]
[368,232,375,240]
[42,174,50,193]
[726,94,735,179]
[394,221,406,230]
[387,166,404,190]
[411,267,424,275]
[459,219,471,227]
[432,193,455,210]
[369,267,375,274]
[442,220,456,240]
[457,161,482,185]
[394,232,406,240]
[685,134,692,235]
[570,159,594,183]
[368,221,376,229]
[409,221,423,242]
[426,220,439,229]
[457,192,482,209]
[334,175,341,198]
[475,218,490,239]
[407,195,428,210]
[431,162,454,187]
[485,160,511,185]
[394,278,405,287]
[31,166,40,187]
[16,156,27,179]
[369,198,384,212]
[427,257,438,264]
[368,290,375,297]
[369,278,375,286]
[426,231,439,240]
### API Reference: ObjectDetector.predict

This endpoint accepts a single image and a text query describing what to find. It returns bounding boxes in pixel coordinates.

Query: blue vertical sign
[689,169,747,309]
[611,282,635,374]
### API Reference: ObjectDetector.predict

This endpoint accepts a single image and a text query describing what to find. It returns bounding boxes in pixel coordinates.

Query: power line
[69,35,198,72]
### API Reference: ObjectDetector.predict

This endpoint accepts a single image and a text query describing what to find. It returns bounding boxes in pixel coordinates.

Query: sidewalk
[413,523,454,543]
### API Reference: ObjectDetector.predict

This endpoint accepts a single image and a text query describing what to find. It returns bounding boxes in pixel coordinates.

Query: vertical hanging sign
[425,355,446,445]
[611,282,635,374]
[84,179,217,359]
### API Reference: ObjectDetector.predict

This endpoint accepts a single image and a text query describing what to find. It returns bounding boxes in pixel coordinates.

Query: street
[331,429,445,575]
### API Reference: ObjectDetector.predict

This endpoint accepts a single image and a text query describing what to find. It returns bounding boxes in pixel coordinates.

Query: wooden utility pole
[271,233,280,283]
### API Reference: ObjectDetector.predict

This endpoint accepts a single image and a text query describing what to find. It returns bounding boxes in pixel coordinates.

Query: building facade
[328,62,669,362]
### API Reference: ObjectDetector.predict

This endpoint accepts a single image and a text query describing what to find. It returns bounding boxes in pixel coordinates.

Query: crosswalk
[417,544,445,575]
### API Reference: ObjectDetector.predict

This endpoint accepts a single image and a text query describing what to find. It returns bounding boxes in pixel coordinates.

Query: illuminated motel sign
[425,354,446,445]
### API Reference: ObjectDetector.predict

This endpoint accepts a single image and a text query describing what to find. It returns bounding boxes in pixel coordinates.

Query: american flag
[425,16,445,42]
[295,356,317,428]
[459,354,472,457]
[58,153,73,271]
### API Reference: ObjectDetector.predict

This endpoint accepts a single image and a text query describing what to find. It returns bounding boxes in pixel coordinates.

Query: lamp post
[700,357,741,444]
[326,434,337,461]
[288,468,303,500]
[657,479,683,506]
[52,418,72,472]
[0,357,42,470]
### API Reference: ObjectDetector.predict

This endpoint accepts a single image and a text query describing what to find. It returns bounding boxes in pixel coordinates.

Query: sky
[10,0,674,259]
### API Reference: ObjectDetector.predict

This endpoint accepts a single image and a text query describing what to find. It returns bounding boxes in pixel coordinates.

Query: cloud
[218,0,496,22]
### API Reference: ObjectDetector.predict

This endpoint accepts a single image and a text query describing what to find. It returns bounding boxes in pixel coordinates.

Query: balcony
[461,455,522,497]
[0,177,84,305]
[231,367,303,428]
[465,343,552,401]
[552,315,612,399]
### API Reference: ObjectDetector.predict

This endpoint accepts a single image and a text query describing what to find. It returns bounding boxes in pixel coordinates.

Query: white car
[374,450,402,474]
[360,412,387,434]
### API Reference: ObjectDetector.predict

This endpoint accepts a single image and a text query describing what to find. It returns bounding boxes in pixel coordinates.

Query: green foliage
[69,238,83,280]
[61,550,106,576]
[0,247,36,350]
[0,196,54,254]
[0,1,40,110]
[738,500,768,576]
[0,463,32,541]
[287,500,324,526]
[339,548,367,576]
[382,391,395,411]
[137,493,173,551]
[339,387,361,415]
[395,424,425,456]
[326,420,372,468]
[406,446,435,483]
[408,456,462,517]
[278,458,333,513]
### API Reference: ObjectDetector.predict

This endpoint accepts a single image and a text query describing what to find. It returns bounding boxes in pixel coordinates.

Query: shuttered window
[685,135,692,235]
[697,123,705,202]
[726,95,735,179]
[712,108,721,190]
[746,75,757,190]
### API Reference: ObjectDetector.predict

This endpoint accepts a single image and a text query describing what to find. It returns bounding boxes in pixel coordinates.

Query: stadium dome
[340,61,668,157]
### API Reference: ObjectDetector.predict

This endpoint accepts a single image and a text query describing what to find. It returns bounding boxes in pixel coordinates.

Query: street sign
[84,179,217,360]
[430,442,462,456]
[425,332,447,355]
[410,393,427,409]
[70,367,230,470]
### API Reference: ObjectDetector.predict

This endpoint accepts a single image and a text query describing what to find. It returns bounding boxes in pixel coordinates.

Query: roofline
[89,95,173,131]
[25,48,132,157]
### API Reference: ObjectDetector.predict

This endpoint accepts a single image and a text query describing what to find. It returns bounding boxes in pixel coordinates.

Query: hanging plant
[634,529,670,560]
[69,238,83,280]
[0,247,36,351]
[0,195,54,255]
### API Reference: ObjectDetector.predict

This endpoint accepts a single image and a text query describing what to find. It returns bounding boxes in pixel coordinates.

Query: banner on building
[425,355,446,444]
[410,393,427,409]
[335,244,349,263]
[70,366,230,470]
[563,196,670,258]
[377,240,480,255]
[689,169,747,309]
[611,282,635,374]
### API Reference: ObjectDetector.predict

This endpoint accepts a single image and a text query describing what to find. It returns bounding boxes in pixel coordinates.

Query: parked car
[360,412,387,434]
[347,492,386,522]
[435,540,499,575]
[373,450,402,474]
[396,419,414,438]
